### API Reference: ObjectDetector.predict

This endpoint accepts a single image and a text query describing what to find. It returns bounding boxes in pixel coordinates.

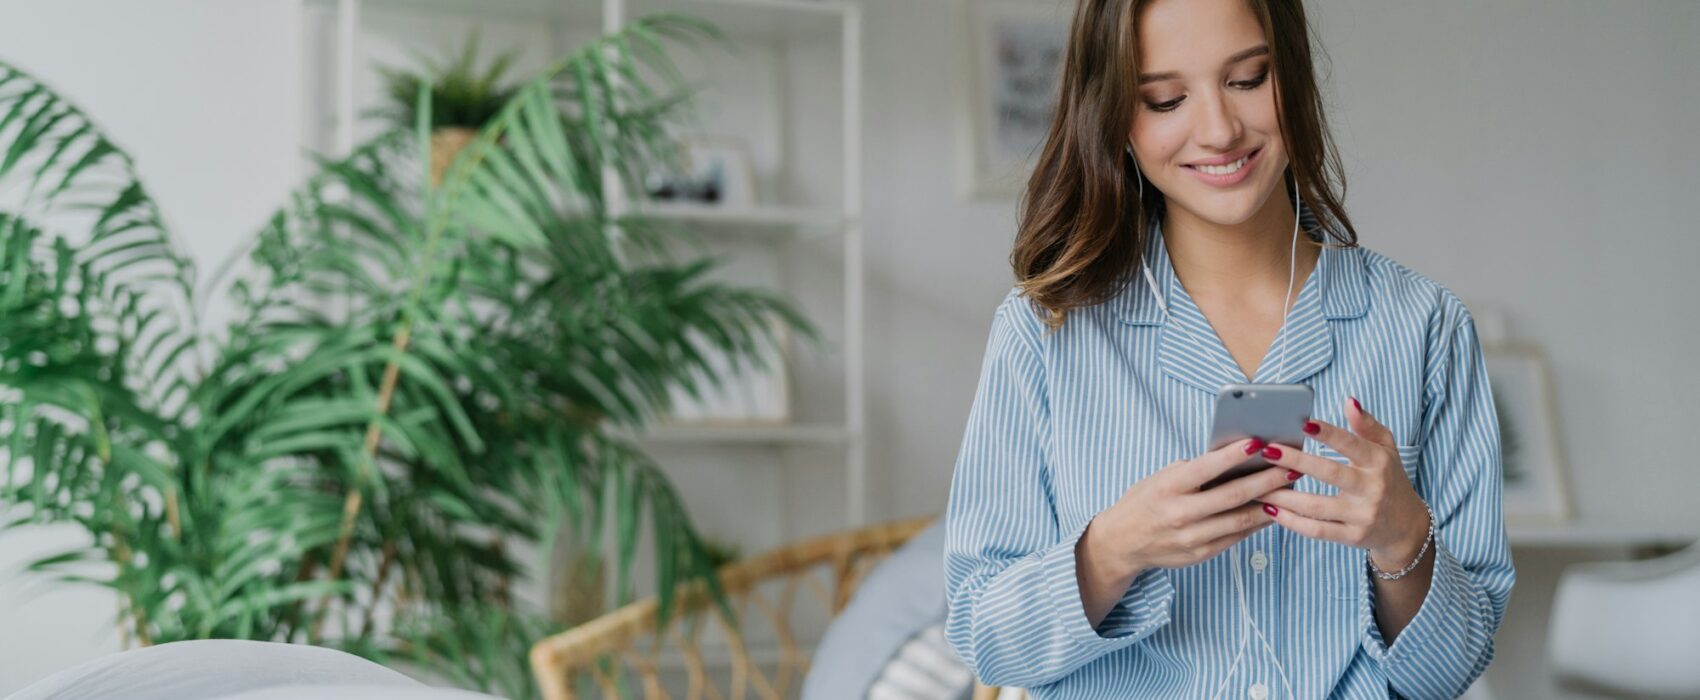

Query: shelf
[610,422,851,445]
[342,0,851,42]
[315,0,868,525]
[1508,522,1697,548]
[628,202,849,238]
[627,0,848,43]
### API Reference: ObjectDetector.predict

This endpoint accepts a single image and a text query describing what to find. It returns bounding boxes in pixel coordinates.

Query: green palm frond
[0,62,201,404]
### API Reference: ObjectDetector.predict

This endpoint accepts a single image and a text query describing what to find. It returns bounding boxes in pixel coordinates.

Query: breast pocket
[1314,442,1423,600]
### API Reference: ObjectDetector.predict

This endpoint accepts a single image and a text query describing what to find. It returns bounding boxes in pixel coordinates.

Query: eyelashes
[1143,71,1270,113]
[1147,98,1184,113]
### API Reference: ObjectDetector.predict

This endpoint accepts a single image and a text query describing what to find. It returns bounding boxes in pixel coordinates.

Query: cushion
[866,625,973,700]
[801,518,972,700]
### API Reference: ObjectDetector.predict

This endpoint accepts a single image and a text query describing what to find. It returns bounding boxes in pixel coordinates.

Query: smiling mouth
[1185,147,1260,176]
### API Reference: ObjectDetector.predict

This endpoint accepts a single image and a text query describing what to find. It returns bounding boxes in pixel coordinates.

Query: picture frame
[1482,342,1573,525]
[957,0,1070,199]
[643,133,756,209]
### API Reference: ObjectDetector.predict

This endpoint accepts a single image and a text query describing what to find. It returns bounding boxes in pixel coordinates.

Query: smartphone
[1199,383,1315,491]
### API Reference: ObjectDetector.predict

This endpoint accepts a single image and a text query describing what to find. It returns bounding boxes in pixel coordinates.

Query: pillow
[866,625,973,700]
[801,518,973,700]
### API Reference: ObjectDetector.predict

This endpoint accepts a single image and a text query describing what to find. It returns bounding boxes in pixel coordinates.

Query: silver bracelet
[1367,502,1434,581]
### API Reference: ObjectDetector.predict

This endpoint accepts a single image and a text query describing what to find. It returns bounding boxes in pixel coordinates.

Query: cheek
[1128,117,1190,174]
[1233,89,1282,136]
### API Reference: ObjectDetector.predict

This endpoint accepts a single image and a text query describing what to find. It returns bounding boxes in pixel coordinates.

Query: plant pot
[429,127,478,187]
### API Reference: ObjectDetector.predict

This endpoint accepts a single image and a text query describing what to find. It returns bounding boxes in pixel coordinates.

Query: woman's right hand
[1087,437,1299,578]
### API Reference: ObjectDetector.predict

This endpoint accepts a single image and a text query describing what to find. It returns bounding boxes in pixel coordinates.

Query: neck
[1161,192,1321,303]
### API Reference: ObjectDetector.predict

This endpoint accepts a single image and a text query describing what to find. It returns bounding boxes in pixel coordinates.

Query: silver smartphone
[1199,383,1315,491]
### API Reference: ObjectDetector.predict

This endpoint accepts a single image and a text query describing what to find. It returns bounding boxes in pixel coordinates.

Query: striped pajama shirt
[944,202,1515,699]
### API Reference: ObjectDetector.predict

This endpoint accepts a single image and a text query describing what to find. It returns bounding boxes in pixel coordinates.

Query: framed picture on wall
[1482,343,1572,525]
[958,0,1070,199]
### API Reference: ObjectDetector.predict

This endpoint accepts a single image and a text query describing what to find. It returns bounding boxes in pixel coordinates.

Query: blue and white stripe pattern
[943,202,1516,699]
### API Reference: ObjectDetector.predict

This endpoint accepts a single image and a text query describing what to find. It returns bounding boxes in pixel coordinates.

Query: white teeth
[1194,155,1249,176]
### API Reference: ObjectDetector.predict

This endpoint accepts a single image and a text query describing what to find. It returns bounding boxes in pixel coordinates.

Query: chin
[1169,189,1268,228]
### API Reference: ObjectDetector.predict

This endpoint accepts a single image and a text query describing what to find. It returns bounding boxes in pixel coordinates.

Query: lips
[1185,146,1260,170]
[1182,146,1262,186]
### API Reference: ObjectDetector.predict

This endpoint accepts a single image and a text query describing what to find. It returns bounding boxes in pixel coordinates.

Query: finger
[1186,501,1276,544]
[1189,465,1296,516]
[1301,417,1381,468]
[1264,502,1354,545]
[1176,437,1266,491]
[1257,487,1351,524]
[1258,442,1360,491]
[1345,396,1397,450]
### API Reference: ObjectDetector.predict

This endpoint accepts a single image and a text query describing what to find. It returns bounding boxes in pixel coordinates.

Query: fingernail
[1244,438,1265,455]
[1261,445,1282,460]
[1351,396,1362,412]
[1287,469,1301,481]
[1263,504,1279,517]
[1302,420,1320,435]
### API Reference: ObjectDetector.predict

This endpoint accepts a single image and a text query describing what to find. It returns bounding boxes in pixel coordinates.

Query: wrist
[1369,539,1422,572]
[1083,510,1144,584]
[1370,506,1432,571]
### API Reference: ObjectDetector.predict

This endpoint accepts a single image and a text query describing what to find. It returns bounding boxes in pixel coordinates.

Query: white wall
[0,0,303,694]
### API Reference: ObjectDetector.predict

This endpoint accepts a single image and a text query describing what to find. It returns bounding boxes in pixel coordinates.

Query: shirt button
[1250,550,1269,573]
[1248,682,1269,700]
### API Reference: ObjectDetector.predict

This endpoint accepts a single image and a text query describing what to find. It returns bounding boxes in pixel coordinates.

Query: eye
[1231,71,1269,90]
[1145,97,1184,113]
[1143,70,1268,113]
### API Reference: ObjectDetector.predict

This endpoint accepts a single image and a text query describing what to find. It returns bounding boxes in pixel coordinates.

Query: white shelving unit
[1508,522,1697,549]
[302,0,868,535]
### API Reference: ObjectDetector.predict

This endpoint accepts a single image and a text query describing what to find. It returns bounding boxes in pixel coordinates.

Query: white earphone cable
[1130,144,1301,699]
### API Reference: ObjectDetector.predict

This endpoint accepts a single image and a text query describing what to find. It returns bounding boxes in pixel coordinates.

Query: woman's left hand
[1253,397,1430,570]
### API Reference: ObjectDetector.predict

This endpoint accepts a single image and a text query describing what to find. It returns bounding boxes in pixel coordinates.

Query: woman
[942,1,1515,698]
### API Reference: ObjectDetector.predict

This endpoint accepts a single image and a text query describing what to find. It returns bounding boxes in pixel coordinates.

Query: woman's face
[1128,0,1287,228]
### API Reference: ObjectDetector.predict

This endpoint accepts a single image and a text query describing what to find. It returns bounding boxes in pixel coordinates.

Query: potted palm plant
[376,30,521,185]
[0,13,806,699]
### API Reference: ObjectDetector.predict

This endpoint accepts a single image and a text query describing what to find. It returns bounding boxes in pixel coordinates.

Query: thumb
[1346,396,1396,449]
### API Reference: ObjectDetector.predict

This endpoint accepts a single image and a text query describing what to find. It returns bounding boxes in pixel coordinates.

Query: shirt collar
[1114,199,1368,324]
[1110,199,1370,392]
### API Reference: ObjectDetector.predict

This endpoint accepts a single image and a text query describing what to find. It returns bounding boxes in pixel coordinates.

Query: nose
[1193,87,1243,151]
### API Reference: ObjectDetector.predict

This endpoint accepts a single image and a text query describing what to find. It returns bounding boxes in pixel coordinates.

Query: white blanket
[4,639,502,700]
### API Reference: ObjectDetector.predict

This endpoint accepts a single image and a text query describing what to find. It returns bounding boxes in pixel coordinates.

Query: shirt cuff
[1358,537,1469,667]
[1043,517,1176,650]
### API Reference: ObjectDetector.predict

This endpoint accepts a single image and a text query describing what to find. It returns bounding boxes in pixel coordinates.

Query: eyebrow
[1138,45,1270,85]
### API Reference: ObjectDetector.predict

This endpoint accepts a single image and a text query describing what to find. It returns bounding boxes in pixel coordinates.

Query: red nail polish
[1351,397,1362,412]
[1244,438,1265,455]
[1261,445,1282,460]
[1303,421,1320,435]
[1287,469,1301,481]
[1263,504,1279,517]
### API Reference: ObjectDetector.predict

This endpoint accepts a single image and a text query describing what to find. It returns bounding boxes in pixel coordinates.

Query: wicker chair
[528,516,1019,700]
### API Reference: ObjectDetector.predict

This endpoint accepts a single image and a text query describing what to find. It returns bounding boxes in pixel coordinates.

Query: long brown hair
[1012,0,1357,331]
